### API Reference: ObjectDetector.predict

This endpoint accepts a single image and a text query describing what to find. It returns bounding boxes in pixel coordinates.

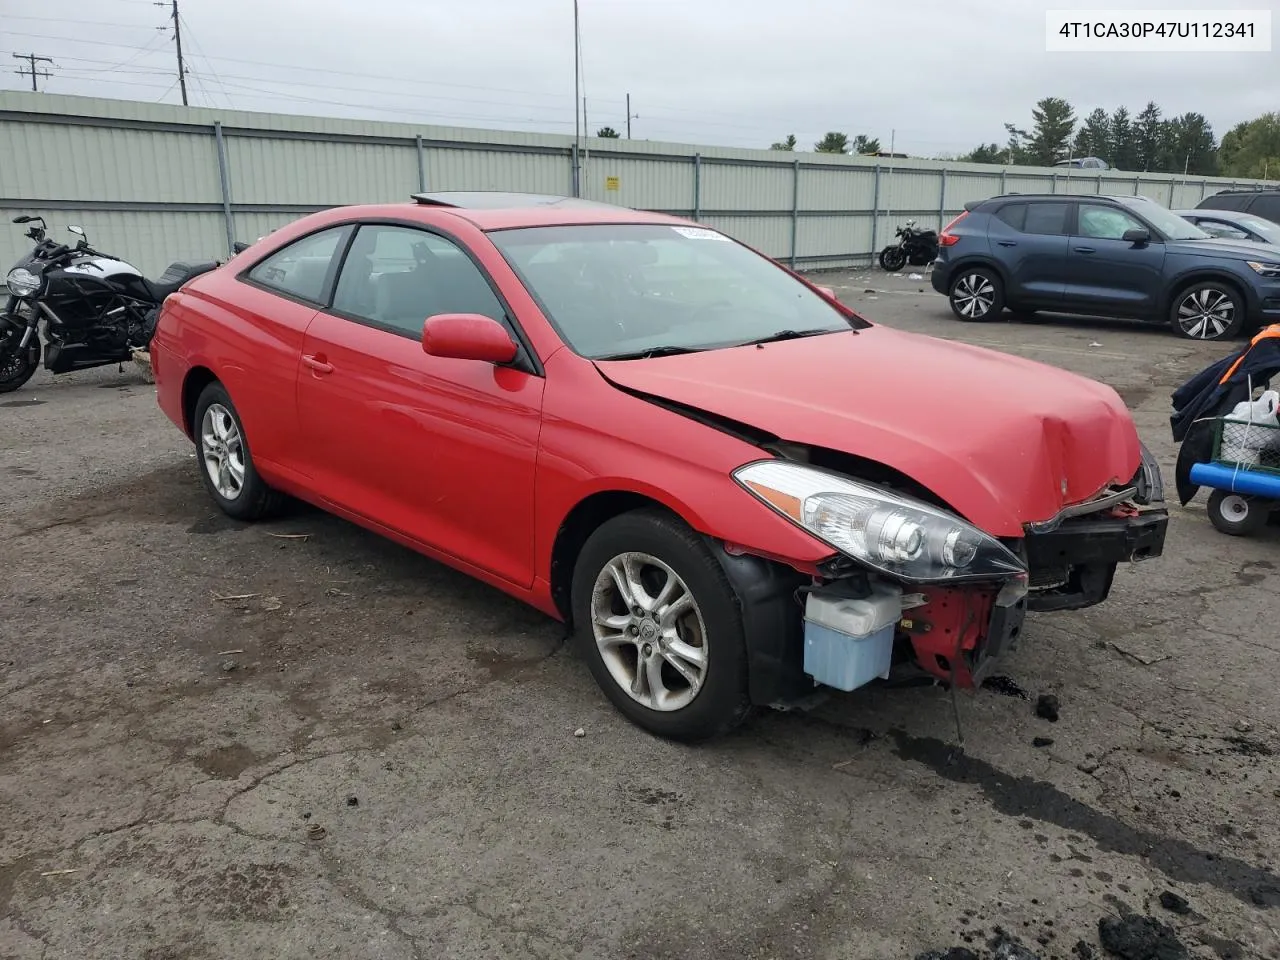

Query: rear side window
[994,204,1026,231]
[1201,193,1249,212]
[1023,202,1070,236]
[1249,196,1280,224]
[246,227,349,304]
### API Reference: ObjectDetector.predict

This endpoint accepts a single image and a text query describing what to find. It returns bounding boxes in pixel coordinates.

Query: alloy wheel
[1176,288,1235,339]
[590,552,708,712]
[953,273,996,318]
[200,402,246,501]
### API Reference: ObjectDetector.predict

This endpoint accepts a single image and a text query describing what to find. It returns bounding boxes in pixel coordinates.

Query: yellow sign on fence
[605,176,620,191]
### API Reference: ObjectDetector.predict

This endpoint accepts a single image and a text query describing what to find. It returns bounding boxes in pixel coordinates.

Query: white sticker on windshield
[671,226,730,241]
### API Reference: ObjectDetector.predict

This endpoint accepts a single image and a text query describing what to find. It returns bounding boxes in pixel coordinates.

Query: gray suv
[930,194,1280,341]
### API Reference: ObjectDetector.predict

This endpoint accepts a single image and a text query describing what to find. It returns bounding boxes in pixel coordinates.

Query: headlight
[1246,260,1280,279]
[733,460,1028,584]
[5,267,41,298]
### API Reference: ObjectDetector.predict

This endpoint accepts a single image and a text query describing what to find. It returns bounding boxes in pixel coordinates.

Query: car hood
[1166,237,1278,259]
[594,326,1142,537]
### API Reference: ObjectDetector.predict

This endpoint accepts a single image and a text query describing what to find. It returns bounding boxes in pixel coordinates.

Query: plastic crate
[803,620,894,692]
[1213,417,1280,476]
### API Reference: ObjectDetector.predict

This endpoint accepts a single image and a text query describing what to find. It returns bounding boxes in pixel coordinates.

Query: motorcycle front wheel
[878,246,908,272]
[0,335,40,394]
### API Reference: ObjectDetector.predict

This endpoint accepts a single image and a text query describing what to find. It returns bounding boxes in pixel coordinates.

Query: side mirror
[1122,227,1151,245]
[68,225,85,237]
[422,313,518,364]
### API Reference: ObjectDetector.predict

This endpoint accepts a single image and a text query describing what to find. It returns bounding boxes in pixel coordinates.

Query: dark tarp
[1170,325,1280,505]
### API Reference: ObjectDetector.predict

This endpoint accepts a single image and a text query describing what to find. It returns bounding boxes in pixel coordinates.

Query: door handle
[997,240,1018,247]
[1074,246,1096,254]
[302,354,334,375]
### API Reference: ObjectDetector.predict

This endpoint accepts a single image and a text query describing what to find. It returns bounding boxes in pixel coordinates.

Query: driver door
[295,223,545,588]
[1065,203,1167,316]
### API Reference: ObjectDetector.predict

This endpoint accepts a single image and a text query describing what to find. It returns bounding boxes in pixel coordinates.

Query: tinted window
[1077,203,1146,240]
[246,227,348,303]
[1249,196,1280,224]
[1196,220,1250,241]
[331,224,507,337]
[994,203,1026,231]
[1202,193,1249,212]
[1023,203,1070,236]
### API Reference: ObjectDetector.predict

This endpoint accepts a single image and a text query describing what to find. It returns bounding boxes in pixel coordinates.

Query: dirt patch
[192,744,260,780]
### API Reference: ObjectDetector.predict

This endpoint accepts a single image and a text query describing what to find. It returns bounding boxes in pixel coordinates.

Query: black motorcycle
[877,219,939,272]
[0,215,221,393]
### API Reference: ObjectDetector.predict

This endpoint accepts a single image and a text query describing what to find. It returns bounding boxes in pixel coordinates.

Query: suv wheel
[1170,282,1244,341]
[948,268,1004,321]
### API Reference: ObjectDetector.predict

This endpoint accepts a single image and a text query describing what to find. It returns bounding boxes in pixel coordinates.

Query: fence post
[1133,177,1141,195]
[1051,173,1058,194]
[693,153,702,221]
[1200,179,1209,201]
[870,164,881,261]
[937,168,947,226]
[1000,168,1007,194]
[1167,179,1175,205]
[1096,173,1103,194]
[415,135,426,192]
[790,156,800,269]
[213,121,234,256]
[571,143,580,197]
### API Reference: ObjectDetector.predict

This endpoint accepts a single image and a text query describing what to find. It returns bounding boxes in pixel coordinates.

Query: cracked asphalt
[1,270,1277,960]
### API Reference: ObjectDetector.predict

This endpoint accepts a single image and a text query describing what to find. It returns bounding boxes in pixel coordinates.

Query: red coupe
[152,192,1168,740]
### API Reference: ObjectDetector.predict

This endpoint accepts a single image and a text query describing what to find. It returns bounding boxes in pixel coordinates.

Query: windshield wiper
[595,345,705,361]
[742,328,843,347]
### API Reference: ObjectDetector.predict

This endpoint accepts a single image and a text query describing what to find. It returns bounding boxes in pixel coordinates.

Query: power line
[12,52,53,92]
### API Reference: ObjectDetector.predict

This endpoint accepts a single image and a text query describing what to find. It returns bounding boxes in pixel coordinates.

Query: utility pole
[626,93,639,139]
[572,0,581,196]
[13,53,53,92]
[156,0,188,105]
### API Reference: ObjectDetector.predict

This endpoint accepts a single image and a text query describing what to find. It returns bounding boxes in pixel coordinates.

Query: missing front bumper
[1022,509,1168,612]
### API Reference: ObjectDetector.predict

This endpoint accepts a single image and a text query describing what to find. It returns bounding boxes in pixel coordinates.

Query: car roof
[1175,208,1249,220]
[406,191,689,230]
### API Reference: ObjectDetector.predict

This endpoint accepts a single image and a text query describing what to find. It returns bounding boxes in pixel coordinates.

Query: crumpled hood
[595,326,1141,537]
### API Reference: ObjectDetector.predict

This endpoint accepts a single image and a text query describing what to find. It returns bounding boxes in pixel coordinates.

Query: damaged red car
[151,192,1168,740]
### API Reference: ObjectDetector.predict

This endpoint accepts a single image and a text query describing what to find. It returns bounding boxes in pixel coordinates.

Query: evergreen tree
[1024,97,1076,165]
[1134,101,1164,171]
[1109,106,1136,170]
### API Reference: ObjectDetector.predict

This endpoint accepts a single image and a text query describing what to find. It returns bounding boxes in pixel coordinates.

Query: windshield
[488,223,863,359]
[1120,199,1210,240]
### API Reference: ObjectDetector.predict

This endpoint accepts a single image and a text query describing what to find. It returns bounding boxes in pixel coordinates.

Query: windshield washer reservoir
[803,582,902,692]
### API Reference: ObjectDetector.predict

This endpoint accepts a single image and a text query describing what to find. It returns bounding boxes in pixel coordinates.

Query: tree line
[764,101,1280,178]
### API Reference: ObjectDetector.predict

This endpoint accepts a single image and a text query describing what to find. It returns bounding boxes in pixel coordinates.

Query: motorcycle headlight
[734,460,1028,584]
[6,267,41,298]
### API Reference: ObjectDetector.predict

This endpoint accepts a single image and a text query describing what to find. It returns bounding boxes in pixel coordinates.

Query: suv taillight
[939,210,968,246]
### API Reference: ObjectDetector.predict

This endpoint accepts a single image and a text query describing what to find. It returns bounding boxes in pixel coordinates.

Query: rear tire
[1170,282,1244,341]
[1207,490,1270,537]
[0,335,40,394]
[192,381,285,521]
[571,508,752,741]
[948,268,1004,321]
[879,247,908,272]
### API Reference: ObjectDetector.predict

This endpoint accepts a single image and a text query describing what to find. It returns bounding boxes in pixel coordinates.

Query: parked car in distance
[1173,208,1280,246]
[931,194,1280,340]
[151,192,1168,741]
[1055,157,1109,170]
[1196,189,1280,225]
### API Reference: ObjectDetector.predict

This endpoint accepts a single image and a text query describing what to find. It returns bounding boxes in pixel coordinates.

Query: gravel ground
[1,269,1277,960]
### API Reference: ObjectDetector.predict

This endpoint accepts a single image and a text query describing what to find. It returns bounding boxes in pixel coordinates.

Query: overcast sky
[2,0,1275,155]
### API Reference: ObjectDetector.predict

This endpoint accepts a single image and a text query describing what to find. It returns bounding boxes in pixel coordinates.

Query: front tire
[879,246,908,272]
[948,268,1004,321]
[1207,490,1270,537]
[192,381,284,521]
[1170,282,1244,341]
[0,335,40,394]
[571,509,751,741]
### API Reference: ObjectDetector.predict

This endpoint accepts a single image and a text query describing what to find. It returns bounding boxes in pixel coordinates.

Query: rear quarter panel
[153,268,317,480]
